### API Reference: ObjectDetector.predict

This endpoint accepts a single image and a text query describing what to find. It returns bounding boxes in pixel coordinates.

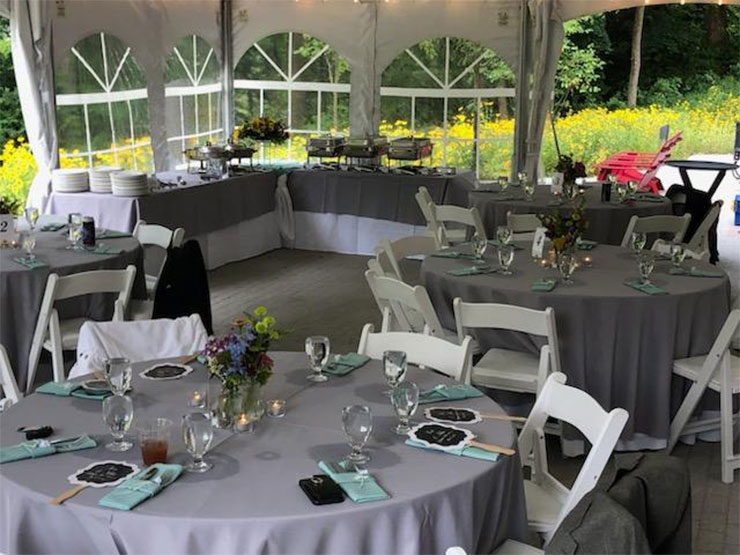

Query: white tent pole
[513,0,531,181]
[221,0,234,139]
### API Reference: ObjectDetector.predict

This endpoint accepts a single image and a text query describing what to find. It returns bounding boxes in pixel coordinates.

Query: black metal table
[665,159,738,198]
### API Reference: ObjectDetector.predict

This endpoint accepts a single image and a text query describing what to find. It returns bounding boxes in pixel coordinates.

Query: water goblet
[626,180,638,200]
[497,244,515,275]
[517,171,528,186]
[498,175,509,192]
[383,350,407,395]
[390,381,419,435]
[630,231,647,256]
[182,411,214,472]
[105,357,132,395]
[616,184,628,203]
[341,405,372,464]
[25,207,39,230]
[558,252,578,285]
[523,181,535,201]
[103,394,134,451]
[496,225,513,246]
[670,242,686,269]
[638,253,655,285]
[19,230,36,261]
[471,232,488,265]
[305,335,330,382]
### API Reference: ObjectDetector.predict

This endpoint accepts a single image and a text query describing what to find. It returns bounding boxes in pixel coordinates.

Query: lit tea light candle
[583,255,593,267]
[539,258,550,269]
[235,413,251,432]
[188,391,205,408]
[267,399,286,418]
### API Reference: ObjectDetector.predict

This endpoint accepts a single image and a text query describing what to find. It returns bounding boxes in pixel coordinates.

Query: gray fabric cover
[0,232,145,388]
[470,187,673,245]
[0,352,527,554]
[420,243,731,442]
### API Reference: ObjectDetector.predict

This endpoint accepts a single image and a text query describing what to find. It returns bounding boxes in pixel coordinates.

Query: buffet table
[0,230,146,389]
[288,170,475,254]
[0,352,527,555]
[470,186,673,245]
[420,243,731,449]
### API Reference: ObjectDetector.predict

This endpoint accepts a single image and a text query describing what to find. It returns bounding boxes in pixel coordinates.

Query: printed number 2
[0,221,8,232]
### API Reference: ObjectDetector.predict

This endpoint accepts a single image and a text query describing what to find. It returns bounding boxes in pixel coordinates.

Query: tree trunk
[627,6,645,108]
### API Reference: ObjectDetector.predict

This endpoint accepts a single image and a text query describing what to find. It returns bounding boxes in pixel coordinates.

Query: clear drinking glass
[517,171,528,186]
[138,418,172,465]
[103,394,134,451]
[182,412,214,472]
[341,405,372,464]
[497,244,514,275]
[105,357,132,395]
[626,180,638,200]
[305,336,330,382]
[496,225,513,246]
[67,213,83,250]
[19,230,36,260]
[391,381,419,435]
[523,181,535,201]
[471,233,488,265]
[383,350,407,394]
[630,231,647,256]
[670,242,686,269]
[558,252,578,285]
[25,207,39,230]
[638,253,655,285]
[498,175,509,192]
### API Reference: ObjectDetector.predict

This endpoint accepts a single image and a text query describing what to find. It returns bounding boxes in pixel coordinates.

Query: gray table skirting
[0,352,527,555]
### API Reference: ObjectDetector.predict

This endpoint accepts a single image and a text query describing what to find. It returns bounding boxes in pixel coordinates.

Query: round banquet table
[0,352,527,555]
[0,229,145,389]
[420,243,731,448]
[469,186,673,245]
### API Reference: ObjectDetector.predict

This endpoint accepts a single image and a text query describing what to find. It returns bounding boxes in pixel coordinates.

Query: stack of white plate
[89,166,123,193]
[52,169,89,193]
[112,171,149,197]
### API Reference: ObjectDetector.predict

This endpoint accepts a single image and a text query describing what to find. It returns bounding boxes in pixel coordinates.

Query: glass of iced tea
[139,418,173,465]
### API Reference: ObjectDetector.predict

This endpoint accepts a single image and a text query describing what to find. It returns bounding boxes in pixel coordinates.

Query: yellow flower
[255,322,267,334]
[263,316,276,327]
[254,306,267,317]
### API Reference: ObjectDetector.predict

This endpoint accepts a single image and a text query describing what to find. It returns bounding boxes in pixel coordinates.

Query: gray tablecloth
[0,231,145,388]
[420,244,731,443]
[288,170,476,226]
[470,186,673,245]
[0,352,527,555]
[47,172,278,237]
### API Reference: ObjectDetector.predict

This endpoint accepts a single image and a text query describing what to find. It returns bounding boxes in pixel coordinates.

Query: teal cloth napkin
[41,223,66,232]
[89,244,123,255]
[324,353,371,376]
[418,384,484,405]
[531,278,557,292]
[669,267,724,278]
[36,380,111,400]
[625,280,668,295]
[447,266,496,277]
[97,229,132,239]
[99,464,183,510]
[0,435,96,464]
[577,240,598,250]
[431,251,477,261]
[317,461,390,503]
[405,439,500,462]
[13,257,47,269]
[636,194,665,203]
[487,240,524,250]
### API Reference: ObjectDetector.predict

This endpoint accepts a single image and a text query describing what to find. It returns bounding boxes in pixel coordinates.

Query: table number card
[140,363,193,381]
[0,215,18,246]
[425,407,483,424]
[69,460,139,488]
[551,173,564,195]
[408,423,474,451]
[532,227,547,259]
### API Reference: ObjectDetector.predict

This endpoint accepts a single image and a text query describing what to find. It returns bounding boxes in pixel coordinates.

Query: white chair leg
[48,311,66,384]
[667,378,706,452]
[720,357,736,484]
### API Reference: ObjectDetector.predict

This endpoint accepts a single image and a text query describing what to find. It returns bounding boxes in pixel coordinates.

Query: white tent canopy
[3,0,731,209]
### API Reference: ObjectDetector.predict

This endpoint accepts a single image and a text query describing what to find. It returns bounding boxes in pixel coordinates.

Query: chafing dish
[387,137,433,162]
[224,140,256,169]
[343,136,388,167]
[184,142,230,177]
[307,135,346,159]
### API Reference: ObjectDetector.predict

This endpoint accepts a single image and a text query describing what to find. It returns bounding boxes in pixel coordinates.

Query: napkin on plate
[36,380,111,400]
[531,278,557,292]
[13,257,48,269]
[0,435,96,464]
[89,244,123,255]
[405,439,500,462]
[447,266,497,277]
[40,223,66,232]
[669,267,724,278]
[99,464,183,511]
[96,229,132,239]
[317,461,390,503]
[577,240,598,250]
[431,251,477,261]
[324,353,371,376]
[418,384,484,405]
[625,280,668,295]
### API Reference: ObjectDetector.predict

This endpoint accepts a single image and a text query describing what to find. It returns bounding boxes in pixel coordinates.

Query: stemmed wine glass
[391,381,419,435]
[558,252,578,285]
[105,357,132,395]
[102,394,134,451]
[305,336,330,382]
[496,225,513,246]
[523,181,535,201]
[517,171,528,186]
[383,350,407,395]
[630,231,647,256]
[498,175,509,193]
[341,405,372,464]
[638,253,655,285]
[670,241,686,270]
[497,244,514,275]
[471,233,488,265]
[182,412,214,472]
[25,207,39,230]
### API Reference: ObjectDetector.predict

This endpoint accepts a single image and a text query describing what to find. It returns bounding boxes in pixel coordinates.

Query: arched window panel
[234,32,351,164]
[55,33,152,171]
[381,37,515,179]
[165,35,222,167]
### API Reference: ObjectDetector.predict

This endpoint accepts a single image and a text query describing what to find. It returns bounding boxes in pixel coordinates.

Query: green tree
[0,18,25,146]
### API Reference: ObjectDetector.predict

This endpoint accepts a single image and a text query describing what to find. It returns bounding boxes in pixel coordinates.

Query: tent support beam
[222,0,234,139]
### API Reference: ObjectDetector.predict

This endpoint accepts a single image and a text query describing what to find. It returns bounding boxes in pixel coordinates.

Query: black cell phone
[18,426,53,440]
[299,475,345,505]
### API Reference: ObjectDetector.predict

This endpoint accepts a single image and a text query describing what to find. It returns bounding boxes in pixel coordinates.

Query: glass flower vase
[233,381,265,432]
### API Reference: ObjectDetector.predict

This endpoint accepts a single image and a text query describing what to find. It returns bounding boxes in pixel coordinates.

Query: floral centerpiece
[538,193,588,255]
[202,306,283,427]
[236,117,288,144]
[0,195,21,215]
[555,154,587,198]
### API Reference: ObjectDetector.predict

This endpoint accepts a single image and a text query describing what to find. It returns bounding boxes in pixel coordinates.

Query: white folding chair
[506,212,542,241]
[620,213,691,248]
[433,204,487,248]
[453,299,561,395]
[365,269,456,342]
[668,309,740,484]
[358,324,473,383]
[0,345,22,410]
[26,265,137,391]
[133,220,185,299]
[415,186,454,243]
[377,236,438,282]
[685,200,722,256]
[518,372,629,543]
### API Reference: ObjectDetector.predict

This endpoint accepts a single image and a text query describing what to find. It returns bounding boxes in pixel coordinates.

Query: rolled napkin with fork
[36,380,111,401]
[0,435,97,464]
[317,461,389,503]
[418,384,484,405]
[324,353,371,376]
[40,223,66,232]
[531,278,557,292]
[13,258,48,270]
[668,267,724,278]
[431,251,478,260]
[624,280,668,295]
[99,464,183,510]
[447,266,497,277]
[405,439,500,462]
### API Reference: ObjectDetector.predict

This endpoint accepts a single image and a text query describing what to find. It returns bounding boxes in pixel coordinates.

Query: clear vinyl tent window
[234,32,351,163]
[165,35,223,168]
[55,32,152,171]
[380,37,516,179]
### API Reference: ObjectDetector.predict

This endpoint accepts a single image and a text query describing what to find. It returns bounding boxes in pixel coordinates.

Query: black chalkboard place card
[408,423,516,456]
[424,407,527,425]
[51,460,140,505]
[140,363,193,381]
